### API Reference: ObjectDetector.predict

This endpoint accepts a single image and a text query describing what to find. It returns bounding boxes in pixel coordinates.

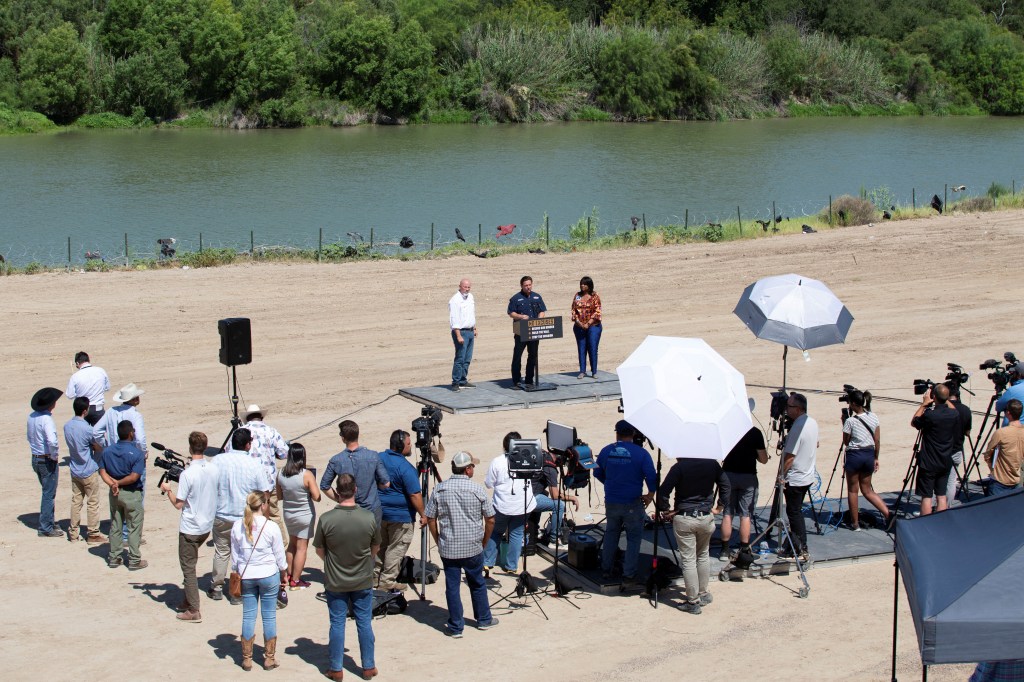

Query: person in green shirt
[314,473,381,681]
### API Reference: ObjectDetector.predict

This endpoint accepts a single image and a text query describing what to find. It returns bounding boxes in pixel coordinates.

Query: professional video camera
[769,389,790,421]
[837,384,858,423]
[945,363,970,386]
[411,406,442,454]
[912,378,935,396]
[152,442,187,491]
[980,352,1018,393]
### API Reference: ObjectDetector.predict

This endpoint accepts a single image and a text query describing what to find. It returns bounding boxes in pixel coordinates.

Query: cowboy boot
[263,636,279,670]
[240,635,255,671]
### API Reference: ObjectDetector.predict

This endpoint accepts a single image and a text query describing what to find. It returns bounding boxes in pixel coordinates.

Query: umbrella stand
[746,454,811,599]
[645,448,680,609]
[782,345,788,388]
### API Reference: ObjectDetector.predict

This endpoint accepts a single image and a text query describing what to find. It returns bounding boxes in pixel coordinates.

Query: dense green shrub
[827,195,876,226]
[593,28,676,119]
[17,23,92,123]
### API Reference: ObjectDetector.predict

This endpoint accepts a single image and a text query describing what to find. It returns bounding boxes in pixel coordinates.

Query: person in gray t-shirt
[778,393,818,560]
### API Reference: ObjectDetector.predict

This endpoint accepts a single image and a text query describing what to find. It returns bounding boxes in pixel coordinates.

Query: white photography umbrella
[617,336,752,460]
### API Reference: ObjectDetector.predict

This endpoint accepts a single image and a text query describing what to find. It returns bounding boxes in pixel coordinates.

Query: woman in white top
[231,491,287,671]
[842,390,890,530]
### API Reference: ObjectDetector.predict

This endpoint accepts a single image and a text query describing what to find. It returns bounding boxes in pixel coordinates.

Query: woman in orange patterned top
[571,276,602,379]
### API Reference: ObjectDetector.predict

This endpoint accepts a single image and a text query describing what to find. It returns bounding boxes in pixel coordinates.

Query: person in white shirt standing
[482,431,537,575]
[778,393,819,562]
[448,278,477,392]
[28,387,64,537]
[161,431,220,623]
[66,352,110,426]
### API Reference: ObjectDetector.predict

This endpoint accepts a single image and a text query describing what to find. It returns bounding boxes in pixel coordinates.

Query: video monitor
[546,420,576,454]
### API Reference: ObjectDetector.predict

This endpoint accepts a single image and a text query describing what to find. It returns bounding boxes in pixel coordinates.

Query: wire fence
[3,181,1018,268]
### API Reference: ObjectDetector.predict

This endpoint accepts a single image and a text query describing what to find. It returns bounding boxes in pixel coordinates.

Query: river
[1,116,1022,264]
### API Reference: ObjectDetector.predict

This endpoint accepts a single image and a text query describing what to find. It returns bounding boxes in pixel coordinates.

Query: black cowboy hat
[31,387,63,411]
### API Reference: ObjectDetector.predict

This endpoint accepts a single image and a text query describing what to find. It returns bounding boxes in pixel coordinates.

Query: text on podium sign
[516,316,563,341]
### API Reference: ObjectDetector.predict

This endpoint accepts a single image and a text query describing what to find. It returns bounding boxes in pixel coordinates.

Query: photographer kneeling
[842,391,890,530]
[160,432,219,623]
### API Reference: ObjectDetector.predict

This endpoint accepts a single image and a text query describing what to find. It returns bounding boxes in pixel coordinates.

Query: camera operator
[719,424,768,561]
[531,447,579,544]
[842,390,890,530]
[482,431,537,576]
[595,420,657,586]
[945,382,973,506]
[160,432,219,622]
[375,430,425,593]
[996,362,1024,424]
[981,399,1024,496]
[911,383,960,516]
[656,457,729,615]
[778,393,818,562]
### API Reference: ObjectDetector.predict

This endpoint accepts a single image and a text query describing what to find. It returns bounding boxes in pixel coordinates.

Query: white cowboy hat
[114,383,145,402]
[244,404,268,419]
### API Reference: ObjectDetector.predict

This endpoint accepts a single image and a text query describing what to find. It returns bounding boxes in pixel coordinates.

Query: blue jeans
[482,511,527,571]
[601,500,645,578]
[32,458,59,533]
[534,494,566,535]
[989,480,1020,497]
[441,552,492,634]
[451,329,475,385]
[573,323,602,374]
[241,573,279,640]
[326,588,375,671]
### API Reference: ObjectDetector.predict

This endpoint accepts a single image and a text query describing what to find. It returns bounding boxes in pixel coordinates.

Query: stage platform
[399,370,622,414]
[533,494,900,595]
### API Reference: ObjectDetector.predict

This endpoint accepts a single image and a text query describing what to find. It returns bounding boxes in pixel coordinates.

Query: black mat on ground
[399,370,622,414]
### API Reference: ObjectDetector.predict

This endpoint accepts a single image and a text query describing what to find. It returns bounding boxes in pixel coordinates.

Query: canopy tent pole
[891,558,900,682]
[782,345,788,389]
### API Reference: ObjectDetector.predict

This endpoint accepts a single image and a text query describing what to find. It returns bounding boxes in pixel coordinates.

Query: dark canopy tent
[892,489,1024,679]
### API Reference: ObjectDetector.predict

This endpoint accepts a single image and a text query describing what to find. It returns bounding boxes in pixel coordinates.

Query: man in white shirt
[482,431,537,575]
[28,387,64,537]
[66,352,110,426]
[161,431,220,623]
[449,278,477,392]
[779,393,819,562]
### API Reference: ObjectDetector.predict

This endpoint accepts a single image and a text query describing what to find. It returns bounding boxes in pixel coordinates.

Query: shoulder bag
[229,518,267,599]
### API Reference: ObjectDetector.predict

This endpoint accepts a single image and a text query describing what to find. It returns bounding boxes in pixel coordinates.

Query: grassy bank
[4,189,1023,276]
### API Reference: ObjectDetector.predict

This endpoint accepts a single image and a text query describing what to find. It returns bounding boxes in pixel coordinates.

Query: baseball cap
[452,451,480,468]
[1011,361,1024,377]
[614,419,635,436]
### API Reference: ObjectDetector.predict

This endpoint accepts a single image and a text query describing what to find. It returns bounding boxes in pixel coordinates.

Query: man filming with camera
[160,431,219,622]
[911,383,960,516]
[375,429,425,593]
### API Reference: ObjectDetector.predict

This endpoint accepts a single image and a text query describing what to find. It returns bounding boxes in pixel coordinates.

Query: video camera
[152,442,187,491]
[412,406,442,453]
[837,384,858,423]
[769,389,790,421]
[979,352,1018,393]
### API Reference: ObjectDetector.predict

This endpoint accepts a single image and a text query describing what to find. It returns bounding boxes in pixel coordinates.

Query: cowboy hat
[30,387,63,411]
[244,404,268,419]
[114,383,145,402]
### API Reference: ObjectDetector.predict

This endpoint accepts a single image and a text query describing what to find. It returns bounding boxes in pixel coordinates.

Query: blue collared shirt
[100,441,146,491]
[507,290,547,320]
[377,449,422,523]
[27,410,59,459]
[996,379,1024,425]
[64,416,98,478]
[319,446,390,513]
[214,450,267,522]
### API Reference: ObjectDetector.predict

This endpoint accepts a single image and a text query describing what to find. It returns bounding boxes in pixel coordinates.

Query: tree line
[2,0,1023,128]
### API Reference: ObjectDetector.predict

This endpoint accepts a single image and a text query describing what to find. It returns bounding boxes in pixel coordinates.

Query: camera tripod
[751,414,810,599]
[490,477,549,620]
[416,444,442,600]
[960,392,1002,497]
[814,441,847,524]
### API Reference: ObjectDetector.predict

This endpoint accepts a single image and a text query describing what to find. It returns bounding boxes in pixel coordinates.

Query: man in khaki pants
[64,398,104,543]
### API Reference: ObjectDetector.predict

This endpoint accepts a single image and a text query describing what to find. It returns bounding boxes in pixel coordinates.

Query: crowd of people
[24,350,1024,675]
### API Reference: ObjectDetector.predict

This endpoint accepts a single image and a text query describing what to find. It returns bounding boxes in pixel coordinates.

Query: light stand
[490,476,549,620]
[218,365,243,452]
[545,464,581,606]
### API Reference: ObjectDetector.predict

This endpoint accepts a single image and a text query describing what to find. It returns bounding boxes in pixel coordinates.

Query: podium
[515,316,563,392]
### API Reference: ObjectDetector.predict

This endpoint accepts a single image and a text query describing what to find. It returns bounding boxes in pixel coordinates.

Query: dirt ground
[4,208,1019,681]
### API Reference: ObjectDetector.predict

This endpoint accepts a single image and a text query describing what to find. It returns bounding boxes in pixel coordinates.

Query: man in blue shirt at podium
[507,275,547,389]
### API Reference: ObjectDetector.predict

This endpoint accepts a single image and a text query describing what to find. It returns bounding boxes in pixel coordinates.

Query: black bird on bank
[883,210,892,220]
[399,236,414,248]
[455,227,466,242]
[931,194,943,214]
[802,224,817,234]
[528,248,545,255]
[775,215,783,223]
[630,216,640,230]
[755,219,771,232]
[157,237,176,258]
[837,209,847,223]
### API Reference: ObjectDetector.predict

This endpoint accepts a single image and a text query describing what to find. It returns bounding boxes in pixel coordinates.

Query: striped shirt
[843,411,879,450]
[215,450,267,522]
[424,474,494,560]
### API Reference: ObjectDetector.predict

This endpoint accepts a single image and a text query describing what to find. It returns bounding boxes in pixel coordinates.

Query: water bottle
[758,541,769,558]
